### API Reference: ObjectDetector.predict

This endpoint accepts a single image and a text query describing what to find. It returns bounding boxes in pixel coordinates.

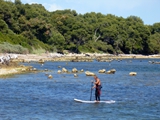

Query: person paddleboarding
[74,75,115,104]
[92,75,102,102]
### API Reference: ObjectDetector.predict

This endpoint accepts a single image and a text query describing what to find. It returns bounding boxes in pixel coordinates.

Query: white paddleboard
[74,98,115,104]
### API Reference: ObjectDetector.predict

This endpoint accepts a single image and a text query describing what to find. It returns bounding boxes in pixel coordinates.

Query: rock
[57,70,61,74]
[74,74,78,77]
[21,68,26,72]
[129,72,137,76]
[48,74,53,79]
[98,69,106,73]
[85,71,95,76]
[33,68,37,71]
[72,68,78,73]
[38,59,45,63]
[80,69,84,72]
[62,67,68,73]
[106,69,116,74]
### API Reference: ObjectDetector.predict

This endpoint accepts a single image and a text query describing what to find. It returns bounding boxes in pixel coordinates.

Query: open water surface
[0,59,160,120]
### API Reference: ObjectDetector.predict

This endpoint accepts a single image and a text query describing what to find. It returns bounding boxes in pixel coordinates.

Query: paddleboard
[74,98,115,104]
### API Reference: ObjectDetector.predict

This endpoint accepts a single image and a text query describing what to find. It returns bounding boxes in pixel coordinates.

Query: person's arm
[91,80,96,89]
[92,85,96,89]
[94,79,100,85]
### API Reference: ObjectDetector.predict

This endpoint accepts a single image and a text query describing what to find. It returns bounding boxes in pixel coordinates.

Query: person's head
[94,75,98,80]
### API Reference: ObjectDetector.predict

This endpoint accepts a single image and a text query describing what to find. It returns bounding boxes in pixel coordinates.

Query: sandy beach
[0,53,160,76]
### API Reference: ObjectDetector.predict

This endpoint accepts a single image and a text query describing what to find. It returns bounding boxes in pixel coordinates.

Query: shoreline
[12,53,160,62]
[0,53,160,77]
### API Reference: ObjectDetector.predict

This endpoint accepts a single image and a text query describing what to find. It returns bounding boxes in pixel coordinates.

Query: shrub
[31,47,46,54]
[0,42,28,54]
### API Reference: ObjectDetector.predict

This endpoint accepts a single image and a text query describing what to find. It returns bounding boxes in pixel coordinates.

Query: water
[0,59,160,120]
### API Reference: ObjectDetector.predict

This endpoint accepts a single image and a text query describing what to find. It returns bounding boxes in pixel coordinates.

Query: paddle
[90,81,93,101]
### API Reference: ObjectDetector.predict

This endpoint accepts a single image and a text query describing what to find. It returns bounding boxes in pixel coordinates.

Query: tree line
[0,0,160,54]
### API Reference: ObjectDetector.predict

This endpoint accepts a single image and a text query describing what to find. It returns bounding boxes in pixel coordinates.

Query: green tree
[48,30,65,52]
[148,33,160,54]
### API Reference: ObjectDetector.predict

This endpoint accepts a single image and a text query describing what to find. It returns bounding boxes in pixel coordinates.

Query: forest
[0,0,160,55]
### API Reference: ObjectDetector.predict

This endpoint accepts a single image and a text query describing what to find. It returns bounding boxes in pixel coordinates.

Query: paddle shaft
[90,82,93,101]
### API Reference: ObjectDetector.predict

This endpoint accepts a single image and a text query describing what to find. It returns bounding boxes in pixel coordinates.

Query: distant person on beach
[92,75,102,101]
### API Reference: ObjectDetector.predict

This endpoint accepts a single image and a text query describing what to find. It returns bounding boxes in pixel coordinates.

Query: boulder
[57,70,61,74]
[106,69,116,74]
[98,69,106,73]
[38,59,45,63]
[129,72,137,76]
[62,67,68,73]
[80,69,84,72]
[72,68,78,73]
[74,74,78,77]
[33,68,37,71]
[48,74,53,79]
[85,71,95,76]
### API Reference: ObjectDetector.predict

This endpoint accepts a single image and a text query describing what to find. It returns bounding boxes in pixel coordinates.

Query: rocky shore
[0,53,160,77]
[11,53,160,62]
[0,62,32,77]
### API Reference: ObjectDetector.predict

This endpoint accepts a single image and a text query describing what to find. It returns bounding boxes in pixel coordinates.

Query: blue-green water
[0,59,160,120]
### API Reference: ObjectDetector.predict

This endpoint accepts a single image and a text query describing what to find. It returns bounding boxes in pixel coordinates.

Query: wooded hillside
[0,0,160,54]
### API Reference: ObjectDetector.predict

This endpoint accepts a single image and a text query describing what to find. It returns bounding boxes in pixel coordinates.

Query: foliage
[148,33,160,54]
[0,0,160,54]
[31,48,46,54]
[0,42,28,54]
